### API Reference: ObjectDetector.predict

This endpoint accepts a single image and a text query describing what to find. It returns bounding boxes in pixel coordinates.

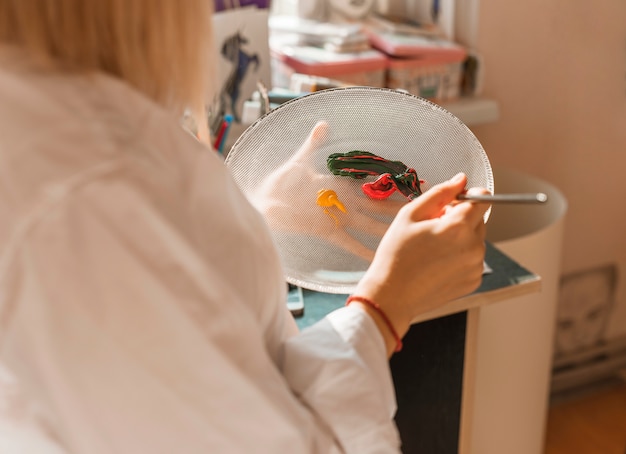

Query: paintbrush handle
[457,193,548,204]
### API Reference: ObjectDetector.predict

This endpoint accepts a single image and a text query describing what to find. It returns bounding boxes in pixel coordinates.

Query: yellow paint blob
[316,189,346,212]
[316,189,346,226]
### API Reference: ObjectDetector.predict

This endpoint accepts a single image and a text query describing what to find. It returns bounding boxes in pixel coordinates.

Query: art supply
[457,193,548,204]
[316,188,346,226]
[327,150,423,200]
[212,119,228,150]
[316,189,346,213]
[217,114,234,154]
[225,87,494,294]
[212,114,233,153]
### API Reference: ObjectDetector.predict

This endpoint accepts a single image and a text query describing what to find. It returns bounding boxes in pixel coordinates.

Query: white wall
[472,0,626,340]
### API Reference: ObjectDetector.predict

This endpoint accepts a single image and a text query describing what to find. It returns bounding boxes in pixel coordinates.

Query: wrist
[346,295,407,357]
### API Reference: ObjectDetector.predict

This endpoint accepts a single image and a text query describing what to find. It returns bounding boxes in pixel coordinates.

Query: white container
[469,167,568,454]
[386,55,465,102]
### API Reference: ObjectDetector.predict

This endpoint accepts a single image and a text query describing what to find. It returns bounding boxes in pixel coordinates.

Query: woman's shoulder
[0,51,223,264]
[0,50,209,202]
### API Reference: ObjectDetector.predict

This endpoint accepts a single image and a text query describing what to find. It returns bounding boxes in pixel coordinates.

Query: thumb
[406,172,467,221]
[291,121,329,162]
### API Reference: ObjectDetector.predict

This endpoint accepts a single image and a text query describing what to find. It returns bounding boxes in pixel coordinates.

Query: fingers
[404,173,467,222]
[446,187,491,227]
[291,121,329,163]
[402,173,492,230]
[352,175,492,330]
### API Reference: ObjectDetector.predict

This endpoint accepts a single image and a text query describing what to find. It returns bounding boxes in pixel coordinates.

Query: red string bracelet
[346,295,403,352]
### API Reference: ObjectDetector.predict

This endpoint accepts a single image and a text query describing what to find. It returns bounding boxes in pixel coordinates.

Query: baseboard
[550,336,626,395]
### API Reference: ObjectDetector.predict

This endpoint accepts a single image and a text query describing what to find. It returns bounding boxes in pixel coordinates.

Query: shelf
[240,93,499,128]
[224,95,499,156]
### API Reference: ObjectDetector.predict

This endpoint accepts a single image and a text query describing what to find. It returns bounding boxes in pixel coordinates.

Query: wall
[472,0,626,341]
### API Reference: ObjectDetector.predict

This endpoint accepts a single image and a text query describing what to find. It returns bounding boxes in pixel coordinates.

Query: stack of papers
[269,16,371,53]
[363,13,464,59]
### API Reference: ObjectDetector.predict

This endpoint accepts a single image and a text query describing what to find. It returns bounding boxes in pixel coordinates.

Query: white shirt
[0,48,401,453]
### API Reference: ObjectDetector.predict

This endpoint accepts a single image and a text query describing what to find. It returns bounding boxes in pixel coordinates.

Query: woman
[0,1,489,452]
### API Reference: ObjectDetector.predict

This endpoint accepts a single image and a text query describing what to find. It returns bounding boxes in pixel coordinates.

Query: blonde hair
[0,0,214,115]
